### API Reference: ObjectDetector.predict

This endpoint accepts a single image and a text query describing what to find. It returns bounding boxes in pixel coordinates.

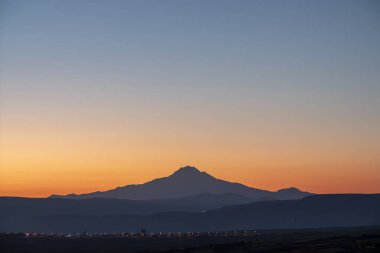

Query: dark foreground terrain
[2,194,380,232]
[1,226,380,253]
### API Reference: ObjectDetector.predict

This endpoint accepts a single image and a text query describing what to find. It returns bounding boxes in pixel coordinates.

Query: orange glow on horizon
[1,87,380,198]
[1,155,379,198]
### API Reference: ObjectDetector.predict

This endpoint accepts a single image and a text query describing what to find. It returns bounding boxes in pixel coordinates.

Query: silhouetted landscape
[2,167,380,252]
[1,167,380,234]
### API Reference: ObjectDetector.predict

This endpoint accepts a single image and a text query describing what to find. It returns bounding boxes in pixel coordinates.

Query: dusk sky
[1,0,380,197]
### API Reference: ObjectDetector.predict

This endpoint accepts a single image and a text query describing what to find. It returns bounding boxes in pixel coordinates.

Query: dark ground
[1,227,380,253]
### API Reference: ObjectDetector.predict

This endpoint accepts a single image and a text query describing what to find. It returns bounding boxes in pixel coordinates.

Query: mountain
[2,194,380,233]
[50,166,311,200]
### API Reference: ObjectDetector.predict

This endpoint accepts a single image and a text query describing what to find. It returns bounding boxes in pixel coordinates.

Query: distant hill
[0,193,256,217]
[1,194,380,233]
[50,166,311,200]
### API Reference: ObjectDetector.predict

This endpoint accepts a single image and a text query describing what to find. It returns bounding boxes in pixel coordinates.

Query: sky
[0,0,380,197]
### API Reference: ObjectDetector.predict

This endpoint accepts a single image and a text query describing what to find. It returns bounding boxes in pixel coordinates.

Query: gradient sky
[1,0,380,197]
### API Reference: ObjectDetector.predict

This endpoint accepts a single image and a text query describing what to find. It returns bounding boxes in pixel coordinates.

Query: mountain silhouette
[50,166,311,200]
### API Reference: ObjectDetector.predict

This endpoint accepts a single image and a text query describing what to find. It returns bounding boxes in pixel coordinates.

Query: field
[1,227,380,253]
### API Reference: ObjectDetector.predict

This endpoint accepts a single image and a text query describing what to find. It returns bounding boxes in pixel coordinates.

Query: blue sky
[1,0,380,195]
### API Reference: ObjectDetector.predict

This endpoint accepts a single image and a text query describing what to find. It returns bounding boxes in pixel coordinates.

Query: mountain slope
[50,166,311,200]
